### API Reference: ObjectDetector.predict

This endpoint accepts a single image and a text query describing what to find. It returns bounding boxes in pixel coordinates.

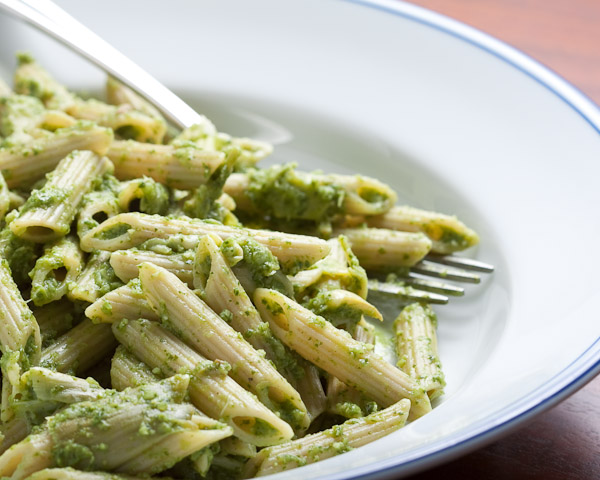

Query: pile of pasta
[0,54,480,480]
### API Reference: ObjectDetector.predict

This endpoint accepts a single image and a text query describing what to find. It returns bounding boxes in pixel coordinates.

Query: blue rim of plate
[327,1,600,479]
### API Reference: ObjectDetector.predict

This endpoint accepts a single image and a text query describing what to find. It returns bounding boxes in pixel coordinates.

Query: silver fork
[0,0,494,305]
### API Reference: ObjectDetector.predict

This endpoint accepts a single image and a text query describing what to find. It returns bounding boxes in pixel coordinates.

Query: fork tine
[367,279,449,305]
[411,261,481,284]
[405,273,465,296]
[425,254,495,273]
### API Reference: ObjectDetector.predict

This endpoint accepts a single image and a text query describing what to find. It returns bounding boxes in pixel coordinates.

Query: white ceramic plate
[1,1,600,478]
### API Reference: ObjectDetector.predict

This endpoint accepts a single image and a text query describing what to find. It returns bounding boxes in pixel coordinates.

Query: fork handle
[0,0,202,128]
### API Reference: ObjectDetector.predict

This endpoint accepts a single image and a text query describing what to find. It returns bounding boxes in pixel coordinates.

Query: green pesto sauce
[0,228,39,285]
[227,237,294,296]
[304,291,362,330]
[21,186,70,213]
[245,164,345,223]
[183,148,237,219]
[244,322,303,380]
[130,177,170,215]
[94,223,130,240]
[114,125,142,141]
[30,276,61,306]
[47,377,197,469]
[334,401,363,419]
[93,261,123,298]
[53,439,95,469]
[437,225,472,250]
[0,94,45,137]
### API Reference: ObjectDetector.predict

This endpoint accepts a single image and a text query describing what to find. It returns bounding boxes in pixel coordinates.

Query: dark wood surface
[402,1,600,479]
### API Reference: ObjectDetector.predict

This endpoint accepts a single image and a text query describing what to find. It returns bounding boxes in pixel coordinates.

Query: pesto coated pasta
[0,54,485,478]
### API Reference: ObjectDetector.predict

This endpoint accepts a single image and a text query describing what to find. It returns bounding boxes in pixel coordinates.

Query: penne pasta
[40,319,116,375]
[331,227,432,269]
[346,205,479,254]
[76,189,121,238]
[84,280,159,324]
[80,212,330,270]
[223,165,397,224]
[67,250,122,303]
[10,150,113,242]
[394,303,445,400]
[110,248,194,286]
[106,140,225,189]
[117,177,169,215]
[110,345,159,391]
[254,289,432,420]
[0,258,42,422]
[247,398,411,476]
[0,123,113,188]
[29,236,83,306]
[193,234,322,426]
[138,262,309,430]
[0,376,231,479]
[112,318,294,447]
[33,301,77,350]
[67,99,166,144]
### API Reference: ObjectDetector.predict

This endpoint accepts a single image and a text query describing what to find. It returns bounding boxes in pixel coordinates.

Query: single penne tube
[223,166,397,222]
[67,250,122,303]
[254,289,432,420]
[355,205,480,254]
[40,319,116,375]
[0,258,41,358]
[113,318,294,447]
[67,98,166,144]
[138,262,308,429]
[247,398,411,476]
[80,212,330,269]
[106,140,225,189]
[110,249,194,285]
[29,236,83,306]
[85,280,159,324]
[0,376,231,478]
[76,189,121,238]
[110,345,160,390]
[117,177,169,215]
[0,123,113,188]
[394,303,445,400]
[0,259,41,422]
[331,227,432,269]
[10,150,114,242]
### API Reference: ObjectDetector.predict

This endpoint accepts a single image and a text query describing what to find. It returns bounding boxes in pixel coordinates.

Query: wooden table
[403,1,600,478]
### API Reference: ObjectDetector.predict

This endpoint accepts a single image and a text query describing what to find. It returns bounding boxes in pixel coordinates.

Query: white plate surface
[1,1,600,478]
